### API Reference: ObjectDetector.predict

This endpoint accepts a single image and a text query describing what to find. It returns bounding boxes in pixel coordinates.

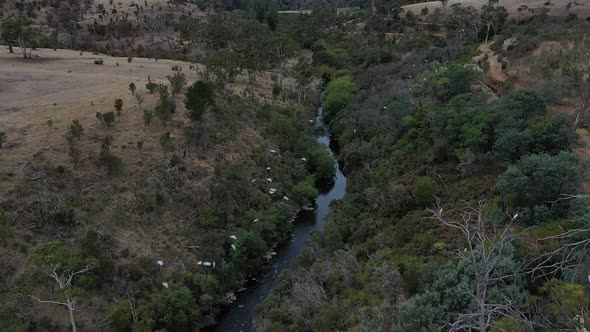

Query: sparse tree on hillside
[185,81,215,121]
[143,110,153,130]
[30,265,91,332]
[159,132,173,156]
[0,211,14,247]
[557,38,590,129]
[137,140,144,160]
[129,83,136,96]
[0,131,6,148]
[1,16,45,58]
[168,72,187,96]
[114,99,123,116]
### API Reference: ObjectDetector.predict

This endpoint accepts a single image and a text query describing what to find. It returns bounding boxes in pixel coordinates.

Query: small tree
[114,99,123,116]
[159,132,173,156]
[185,81,215,121]
[103,112,116,127]
[0,211,14,247]
[143,110,153,130]
[137,140,144,159]
[129,82,136,96]
[0,132,7,148]
[168,72,187,96]
[67,120,84,140]
[155,94,172,127]
[557,38,590,129]
[481,3,508,43]
[47,119,53,133]
[66,135,81,167]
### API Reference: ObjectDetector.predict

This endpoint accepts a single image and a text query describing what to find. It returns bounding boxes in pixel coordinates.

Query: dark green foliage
[155,94,173,126]
[185,81,215,121]
[323,75,358,123]
[413,177,439,207]
[495,152,581,223]
[143,109,153,129]
[135,287,199,331]
[67,120,84,140]
[291,178,319,207]
[231,230,267,276]
[102,112,116,127]
[159,132,173,156]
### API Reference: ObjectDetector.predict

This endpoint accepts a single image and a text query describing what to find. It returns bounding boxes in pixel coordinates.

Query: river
[214,100,348,332]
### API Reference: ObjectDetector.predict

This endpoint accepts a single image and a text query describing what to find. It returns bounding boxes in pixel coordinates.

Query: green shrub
[323,75,358,122]
[413,176,439,206]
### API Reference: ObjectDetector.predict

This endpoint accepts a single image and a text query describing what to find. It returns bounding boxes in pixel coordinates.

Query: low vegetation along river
[216,99,348,332]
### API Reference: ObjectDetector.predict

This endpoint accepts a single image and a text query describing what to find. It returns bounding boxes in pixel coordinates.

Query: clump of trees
[1,16,45,58]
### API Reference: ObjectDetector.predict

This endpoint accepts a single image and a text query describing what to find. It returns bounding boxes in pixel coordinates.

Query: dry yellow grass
[0,48,201,184]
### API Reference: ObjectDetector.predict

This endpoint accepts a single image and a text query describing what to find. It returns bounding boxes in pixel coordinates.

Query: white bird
[229,235,237,240]
[301,158,307,161]
[252,179,257,183]
[156,260,164,266]
[212,261,216,269]
[231,244,237,251]
[439,208,443,215]
[266,167,271,170]
[283,196,289,201]
[266,178,273,182]
[270,149,277,153]
[197,261,203,265]
[309,120,314,123]
[162,282,169,288]
[203,262,212,267]
[513,213,519,219]
[253,218,259,223]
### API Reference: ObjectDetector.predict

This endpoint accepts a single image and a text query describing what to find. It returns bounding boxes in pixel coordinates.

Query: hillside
[402,0,590,18]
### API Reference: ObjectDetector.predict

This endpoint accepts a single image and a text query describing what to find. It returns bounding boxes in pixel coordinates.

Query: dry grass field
[0,48,198,184]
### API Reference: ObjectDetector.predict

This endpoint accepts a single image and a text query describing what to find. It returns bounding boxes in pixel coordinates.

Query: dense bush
[323,75,358,123]
[495,152,581,223]
[185,81,215,121]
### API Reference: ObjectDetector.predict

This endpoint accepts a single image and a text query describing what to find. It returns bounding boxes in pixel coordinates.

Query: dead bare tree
[557,38,590,129]
[143,14,176,52]
[429,200,526,332]
[30,264,91,332]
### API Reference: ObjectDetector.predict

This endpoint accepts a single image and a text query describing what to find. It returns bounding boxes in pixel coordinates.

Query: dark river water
[214,102,348,332]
